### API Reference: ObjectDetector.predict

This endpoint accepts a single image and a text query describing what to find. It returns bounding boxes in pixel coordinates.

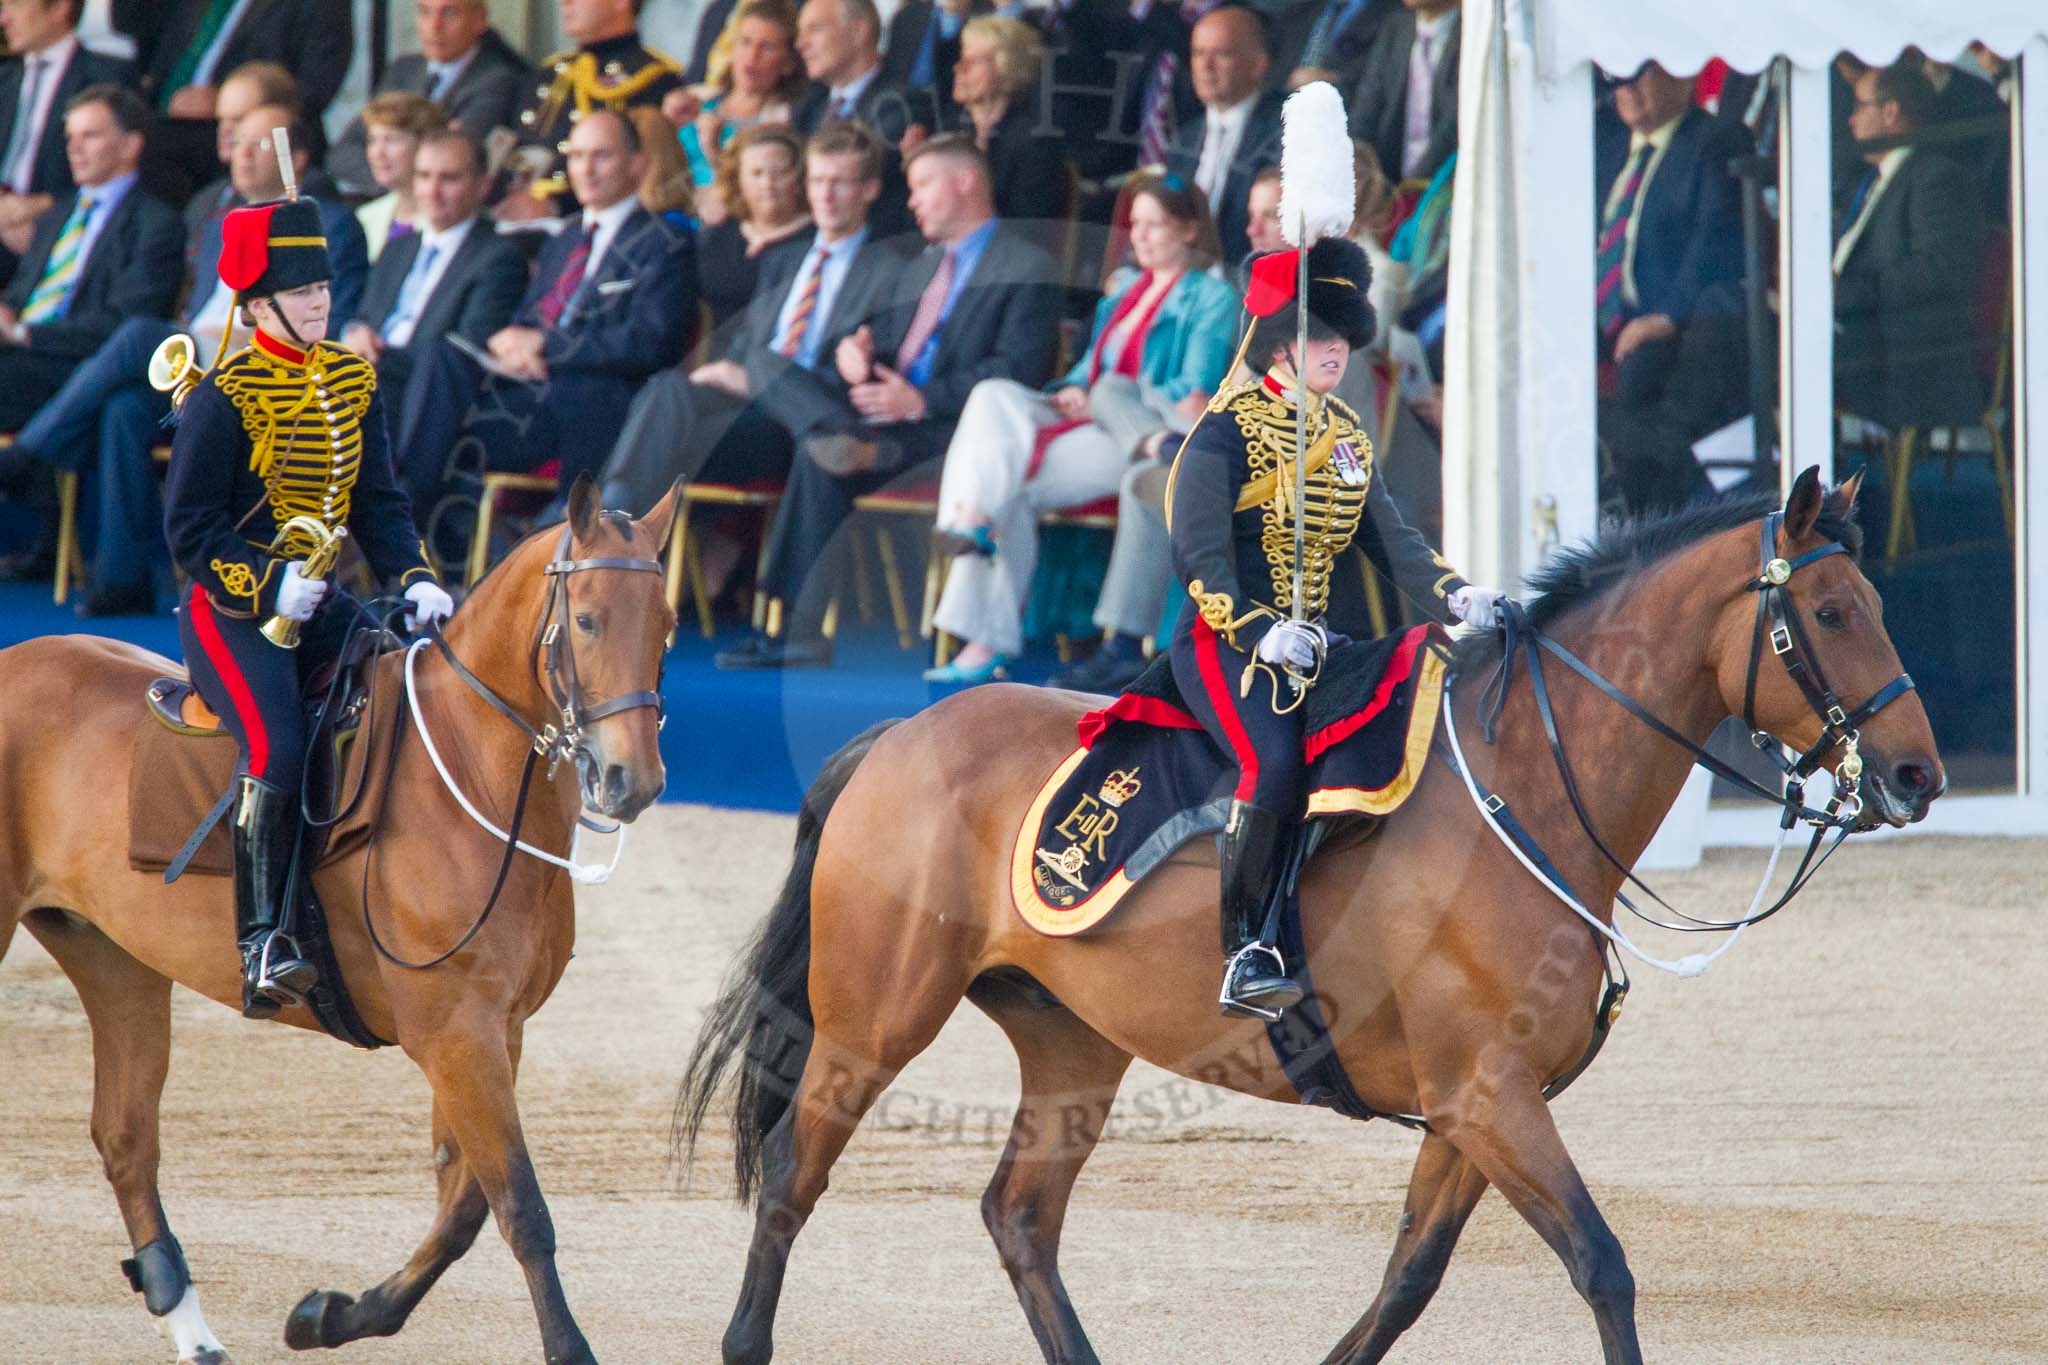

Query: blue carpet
[0,583,1060,815]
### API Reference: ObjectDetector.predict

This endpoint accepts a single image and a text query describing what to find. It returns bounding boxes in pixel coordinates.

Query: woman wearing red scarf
[926,173,1238,683]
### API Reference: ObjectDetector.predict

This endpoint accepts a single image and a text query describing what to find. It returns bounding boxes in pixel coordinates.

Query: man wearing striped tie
[0,84,181,581]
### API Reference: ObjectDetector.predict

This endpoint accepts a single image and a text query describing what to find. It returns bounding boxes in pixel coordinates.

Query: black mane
[1454,488,1862,667]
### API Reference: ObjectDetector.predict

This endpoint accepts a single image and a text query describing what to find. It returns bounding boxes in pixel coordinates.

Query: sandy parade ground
[2,803,2046,1363]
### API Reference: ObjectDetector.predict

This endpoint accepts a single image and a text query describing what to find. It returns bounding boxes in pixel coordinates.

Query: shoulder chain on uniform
[1228,388,1372,618]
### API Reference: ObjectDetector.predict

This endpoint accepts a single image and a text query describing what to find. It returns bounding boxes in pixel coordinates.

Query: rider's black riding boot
[232,775,317,1020]
[1218,800,1303,1020]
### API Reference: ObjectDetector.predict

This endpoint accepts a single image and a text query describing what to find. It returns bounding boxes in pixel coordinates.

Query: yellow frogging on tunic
[213,342,376,558]
[1222,382,1373,620]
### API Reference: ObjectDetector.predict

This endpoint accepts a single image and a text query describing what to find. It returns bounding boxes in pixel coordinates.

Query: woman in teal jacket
[927,174,1238,683]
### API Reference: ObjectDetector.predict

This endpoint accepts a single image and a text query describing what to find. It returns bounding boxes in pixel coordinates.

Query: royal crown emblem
[1098,767,1142,807]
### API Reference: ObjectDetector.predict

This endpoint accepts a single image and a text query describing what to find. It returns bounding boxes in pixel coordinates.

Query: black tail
[672,720,901,1204]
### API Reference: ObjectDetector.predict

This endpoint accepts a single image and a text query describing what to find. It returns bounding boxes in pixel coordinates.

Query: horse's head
[1708,466,1944,827]
[525,475,679,823]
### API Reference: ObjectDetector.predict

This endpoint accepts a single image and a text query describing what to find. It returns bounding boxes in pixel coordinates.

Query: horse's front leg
[1430,1061,1641,1365]
[410,1022,592,1364]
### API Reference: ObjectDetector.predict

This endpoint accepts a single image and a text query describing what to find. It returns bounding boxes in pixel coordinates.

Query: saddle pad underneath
[1011,626,1448,936]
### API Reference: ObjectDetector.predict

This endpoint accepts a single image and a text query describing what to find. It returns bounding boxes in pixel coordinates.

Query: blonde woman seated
[925,173,1237,683]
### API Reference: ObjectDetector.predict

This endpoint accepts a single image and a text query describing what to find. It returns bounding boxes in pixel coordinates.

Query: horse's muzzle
[582,754,664,823]
[1863,748,1945,828]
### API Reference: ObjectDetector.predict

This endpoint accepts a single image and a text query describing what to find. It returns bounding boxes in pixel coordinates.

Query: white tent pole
[1777,59,1834,495]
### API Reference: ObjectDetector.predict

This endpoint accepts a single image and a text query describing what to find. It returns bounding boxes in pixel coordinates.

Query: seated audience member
[1348,0,1458,186]
[880,0,988,126]
[327,0,532,193]
[791,0,936,236]
[393,109,696,525]
[685,0,743,85]
[1834,56,1984,436]
[180,61,296,252]
[353,92,449,262]
[928,171,1235,684]
[1273,0,1389,91]
[1166,5,1284,266]
[0,0,134,272]
[935,14,1066,225]
[340,129,526,407]
[1592,62,1746,404]
[596,122,896,523]
[496,0,683,221]
[693,124,813,324]
[715,133,1059,670]
[631,104,697,229]
[664,0,803,221]
[0,100,367,607]
[1034,0,1197,186]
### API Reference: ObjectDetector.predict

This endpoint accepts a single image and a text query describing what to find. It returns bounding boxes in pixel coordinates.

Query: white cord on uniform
[404,639,624,885]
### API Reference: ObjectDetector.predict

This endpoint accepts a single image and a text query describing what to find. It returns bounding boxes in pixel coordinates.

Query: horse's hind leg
[976,990,1133,1365]
[285,1098,489,1349]
[24,910,229,1365]
[1321,1130,1491,1364]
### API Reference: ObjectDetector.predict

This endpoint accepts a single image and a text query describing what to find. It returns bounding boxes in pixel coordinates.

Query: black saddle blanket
[1012,624,1449,937]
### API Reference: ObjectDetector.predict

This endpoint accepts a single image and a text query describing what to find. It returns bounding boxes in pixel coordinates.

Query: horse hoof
[284,1289,354,1350]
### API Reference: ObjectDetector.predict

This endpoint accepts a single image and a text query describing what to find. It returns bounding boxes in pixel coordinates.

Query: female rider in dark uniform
[1163,236,1505,1018]
[161,197,454,1018]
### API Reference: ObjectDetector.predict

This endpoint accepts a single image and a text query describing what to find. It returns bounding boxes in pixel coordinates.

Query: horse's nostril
[1893,762,1931,796]
[603,763,628,800]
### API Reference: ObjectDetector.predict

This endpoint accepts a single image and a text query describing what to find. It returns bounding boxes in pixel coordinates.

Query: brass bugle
[147,332,203,411]
[261,516,348,649]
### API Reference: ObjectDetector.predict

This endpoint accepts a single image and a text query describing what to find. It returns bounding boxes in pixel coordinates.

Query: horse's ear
[639,477,683,558]
[1836,466,1865,512]
[567,472,603,544]
[1784,465,1824,541]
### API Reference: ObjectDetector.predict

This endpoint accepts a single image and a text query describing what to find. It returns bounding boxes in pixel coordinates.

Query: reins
[362,527,666,971]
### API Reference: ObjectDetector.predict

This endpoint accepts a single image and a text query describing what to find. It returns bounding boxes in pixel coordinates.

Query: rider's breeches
[1171,614,1307,816]
[178,583,349,795]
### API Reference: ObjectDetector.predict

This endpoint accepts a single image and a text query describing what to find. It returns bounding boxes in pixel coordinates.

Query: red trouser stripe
[1192,616,1259,802]
[188,583,270,778]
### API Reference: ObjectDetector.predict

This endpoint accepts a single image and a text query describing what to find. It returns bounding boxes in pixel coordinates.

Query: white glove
[274,561,328,622]
[1448,585,1508,630]
[404,579,456,632]
[1255,619,1323,670]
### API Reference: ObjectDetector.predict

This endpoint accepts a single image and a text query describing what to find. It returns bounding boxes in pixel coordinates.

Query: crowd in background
[0,0,2015,690]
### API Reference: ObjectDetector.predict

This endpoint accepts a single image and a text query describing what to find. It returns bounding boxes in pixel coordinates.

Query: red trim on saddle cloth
[1301,624,1429,765]
[187,582,270,777]
[1074,692,1201,749]
[1192,615,1260,801]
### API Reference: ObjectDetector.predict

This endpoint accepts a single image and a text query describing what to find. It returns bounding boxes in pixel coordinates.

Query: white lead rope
[405,639,625,885]
[1442,682,1795,978]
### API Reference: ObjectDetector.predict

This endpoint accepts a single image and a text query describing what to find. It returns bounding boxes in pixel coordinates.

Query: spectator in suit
[791,0,936,236]
[327,0,532,194]
[393,108,696,530]
[664,0,803,222]
[939,14,1067,224]
[1347,0,1457,186]
[1272,0,1388,92]
[595,121,896,523]
[139,0,352,121]
[180,60,296,257]
[352,92,448,263]
[694,123,814,324]
[1834,57,1985,435]
[880,0,987,125]
[0,0,133,269]
[1,99,365,604]
[1032,0,1200,187]
[1165,5,1283,266]
[1592,62,1747,405]
[929,170,1236,684]
[339,129,525,411]
[716,133,1059,669]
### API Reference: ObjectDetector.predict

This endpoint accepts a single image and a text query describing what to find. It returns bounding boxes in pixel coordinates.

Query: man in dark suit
[1165,5,1283,266]
[0,0,133,275]
[1834,58,1985,434]
[1031,0,1202,186]
[792,0,936,238]
[878,0,988,125]
[596,122,898,515]
[1347,0,1457,185]
[1271,0,1388,92]
[716,134,1060,670]
[338,129,526,412]
[325,0,532,193]
[394,109,695,539]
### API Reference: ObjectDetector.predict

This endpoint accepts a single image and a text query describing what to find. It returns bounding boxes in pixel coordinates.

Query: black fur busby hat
[218,197,331,299]
[1243,235,1377,361]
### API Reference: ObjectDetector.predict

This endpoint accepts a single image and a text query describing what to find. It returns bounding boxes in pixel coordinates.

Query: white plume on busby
[1277,81,1355,246]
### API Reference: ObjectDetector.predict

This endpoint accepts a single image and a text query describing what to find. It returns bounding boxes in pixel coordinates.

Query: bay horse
[678,469,1944,1364]
[0,478,677,1365]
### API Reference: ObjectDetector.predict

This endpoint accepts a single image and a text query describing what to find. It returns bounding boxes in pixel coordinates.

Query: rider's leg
[177,584,316,1018]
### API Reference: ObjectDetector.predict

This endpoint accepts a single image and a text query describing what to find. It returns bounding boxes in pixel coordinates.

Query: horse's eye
[575,613,597,633]
[1816,605,1845,630]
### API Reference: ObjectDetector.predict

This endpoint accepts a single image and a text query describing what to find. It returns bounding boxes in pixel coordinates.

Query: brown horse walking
[678,471,1944,1363]
[0,480,677,1364]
